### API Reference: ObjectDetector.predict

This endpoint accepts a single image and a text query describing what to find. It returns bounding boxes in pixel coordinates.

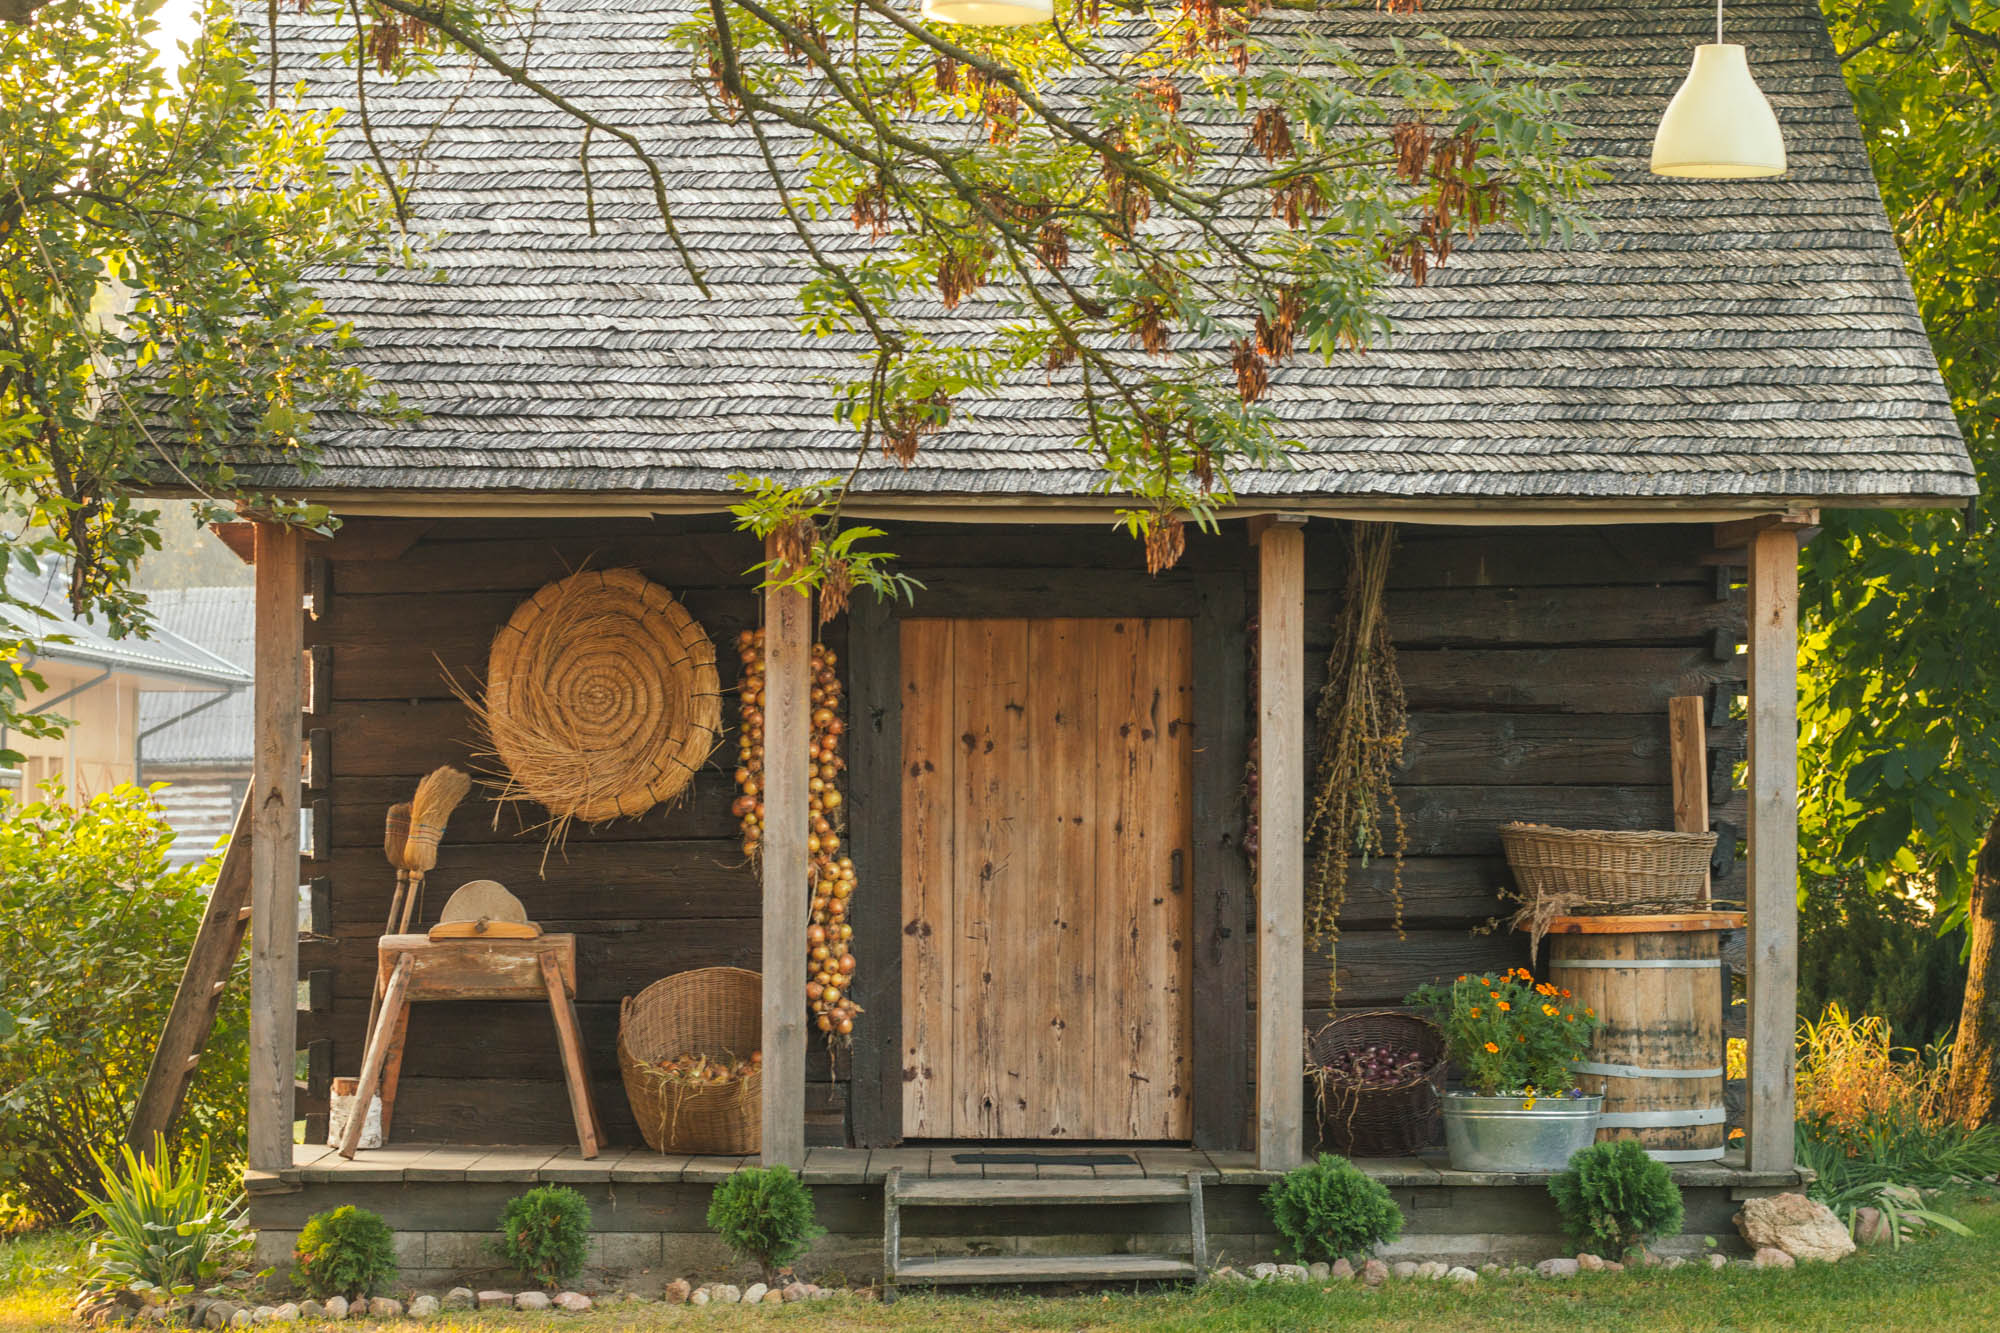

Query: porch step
[882,1167,1207,1299]
[892,1254,1199,1287]
[892,1176,1192,1208]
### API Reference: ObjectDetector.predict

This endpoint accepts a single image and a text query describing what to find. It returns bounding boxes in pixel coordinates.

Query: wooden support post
[248,522,305,1174]
[1745,525,1800,1173]
[1253,517,1306,1171]
[1668,695,1711,902]
[760,540,811,1168]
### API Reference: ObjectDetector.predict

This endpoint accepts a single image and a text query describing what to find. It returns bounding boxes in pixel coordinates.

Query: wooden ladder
[126,792,254,1151]
[881,1169,1206,1299]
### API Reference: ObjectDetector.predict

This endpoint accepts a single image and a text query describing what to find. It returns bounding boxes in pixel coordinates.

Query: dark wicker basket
[1308,1012,1447,1156]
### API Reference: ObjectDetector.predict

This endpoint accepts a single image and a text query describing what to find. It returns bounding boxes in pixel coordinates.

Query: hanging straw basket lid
[486,568,722,823]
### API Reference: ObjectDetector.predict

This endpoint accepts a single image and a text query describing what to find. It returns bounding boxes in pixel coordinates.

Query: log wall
[297,515,1745,1150]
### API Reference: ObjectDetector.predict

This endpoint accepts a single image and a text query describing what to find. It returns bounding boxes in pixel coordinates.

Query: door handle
[1169,848,1184,895]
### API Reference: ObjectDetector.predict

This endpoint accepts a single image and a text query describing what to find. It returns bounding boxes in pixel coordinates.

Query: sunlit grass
[6,1202,2000,1332]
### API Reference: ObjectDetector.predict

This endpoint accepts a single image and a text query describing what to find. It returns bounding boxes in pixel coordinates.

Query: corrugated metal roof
[238,0,1973,505]
[3,563,252,690]
[135,587,254,767]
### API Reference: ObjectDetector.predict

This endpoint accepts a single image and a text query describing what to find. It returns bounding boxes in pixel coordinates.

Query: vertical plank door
[900,617,1193,1140]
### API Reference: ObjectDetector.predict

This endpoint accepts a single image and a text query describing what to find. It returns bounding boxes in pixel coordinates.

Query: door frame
[846,567,1251,1148]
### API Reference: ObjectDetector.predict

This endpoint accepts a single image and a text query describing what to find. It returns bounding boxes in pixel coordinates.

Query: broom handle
[382,870,408,936]
[398,872,424,934]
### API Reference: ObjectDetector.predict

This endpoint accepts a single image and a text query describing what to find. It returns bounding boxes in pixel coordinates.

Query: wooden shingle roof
[260,0,1975,505]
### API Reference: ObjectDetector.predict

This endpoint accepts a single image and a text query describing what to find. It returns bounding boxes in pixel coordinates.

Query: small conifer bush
[706,1165,823,1281]
[294,1205,397,1299]
[1548,1138,1685,1257]
[496,1186,593,1289]
[1262,1153,1404,1264]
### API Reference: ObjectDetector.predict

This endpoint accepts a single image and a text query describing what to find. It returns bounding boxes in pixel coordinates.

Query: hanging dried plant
[1305,522,1409,1004]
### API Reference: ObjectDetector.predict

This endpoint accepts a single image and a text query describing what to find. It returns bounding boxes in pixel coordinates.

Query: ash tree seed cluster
[733,629,861,1044]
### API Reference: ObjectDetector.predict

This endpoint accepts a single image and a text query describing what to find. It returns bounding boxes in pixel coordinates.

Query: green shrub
[0,785,245,1225]
[73,1135,250,1298]
[294,1205,398,1299]
[496,1186,591,1289]
[706,1166,823,1281]
[1799,878,1965,1051]
[1548,1139,1684,1257]
[1261,1153,1404,1264]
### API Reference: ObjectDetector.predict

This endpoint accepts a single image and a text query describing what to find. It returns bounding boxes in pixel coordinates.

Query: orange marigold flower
[1497,1001,1511,1012]
[1566,1013,1575,1022]
[1517,1034,1527,1043]
[1483,1041,1499,1053]
[1469,1007,1481,1017]
[1458,974,1468,982]
[1561,988,1572,998]
[1479,977,1492,986]
[1586,1007,1595,1017]
[1542,1004,1558,1016]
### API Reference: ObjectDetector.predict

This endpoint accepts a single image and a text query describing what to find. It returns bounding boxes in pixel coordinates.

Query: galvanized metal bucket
[1440,1092,1602,1172]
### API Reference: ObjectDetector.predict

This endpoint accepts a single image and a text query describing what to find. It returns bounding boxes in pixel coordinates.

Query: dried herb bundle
[1305,523,1409,1001]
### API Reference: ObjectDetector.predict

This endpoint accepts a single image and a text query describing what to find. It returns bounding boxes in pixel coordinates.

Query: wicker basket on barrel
[1308,1011,1447,1156]
[618,966,762,1155]
[1500,822,1717,912]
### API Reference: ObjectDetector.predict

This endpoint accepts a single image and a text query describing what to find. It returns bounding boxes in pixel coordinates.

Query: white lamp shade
[921,0,1053,24]
[1650,44,1786,179]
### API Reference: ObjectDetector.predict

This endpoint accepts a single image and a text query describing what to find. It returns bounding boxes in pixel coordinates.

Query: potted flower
[1407,967,1601,1172]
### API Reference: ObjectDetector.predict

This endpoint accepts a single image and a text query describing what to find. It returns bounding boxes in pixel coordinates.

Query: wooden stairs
[881,1169,1207,1298]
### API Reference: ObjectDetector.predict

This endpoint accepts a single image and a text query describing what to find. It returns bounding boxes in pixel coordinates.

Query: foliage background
[0,787,245,1227]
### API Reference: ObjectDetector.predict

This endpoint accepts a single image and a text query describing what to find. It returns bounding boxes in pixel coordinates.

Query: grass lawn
[7,1201,2000,1333]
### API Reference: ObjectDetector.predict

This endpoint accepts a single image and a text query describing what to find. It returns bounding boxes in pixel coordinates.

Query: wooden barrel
[1546,913,1742,1162]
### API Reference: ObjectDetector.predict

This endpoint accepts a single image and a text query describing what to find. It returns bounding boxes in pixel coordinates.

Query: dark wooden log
[1191,573,1252,1151]
[1320,524,1712,592]
[1317,929,1531,1008]
[330,532,759,597]
[321,839,754,926]
[1393,646,1746,715]
[326,775,739,848]
[1306,585,1746,651]
[1336,856,1508,929]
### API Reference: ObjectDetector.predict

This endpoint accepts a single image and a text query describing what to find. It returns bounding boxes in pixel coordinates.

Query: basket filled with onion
[1307,1011,1447,1157]
[618,966,763,1154]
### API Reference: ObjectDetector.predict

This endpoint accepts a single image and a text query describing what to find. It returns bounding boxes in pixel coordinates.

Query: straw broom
[399,766,472,931]
[366,802,418,1047]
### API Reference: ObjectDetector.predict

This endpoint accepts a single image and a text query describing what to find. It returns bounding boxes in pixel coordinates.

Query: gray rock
[761,1290,783,1304]
[1854,1206,1890,1246]
[1537,1258,1579,1279]
[1707,1253,1728,1270]
[715,1285,742,1304]
[475,1292,513,1311]
[1391,1260,1418,1279]
[1576,1252,1605,1272]
[514,1292,552,1311]
[297,1301,325,1321]
[200,1304,233,1330]
[1736,1193,1856,1264]
[442,1289,475,1312]
[1276,1264,1309,1282]
[407,1295,440,1317]
[553,1293,592,1313]
[271,1304,299,1322]
[322,1297,348,1321]
[1663,1256,1686,1271]
[347,1298,371,1319]
[250,1307,276,1325]
[1249,1263,1277,1281]
[1415,1261,1449,1280]
[1330,1258,1354,1280]
[1602,1261,1625,1273]
[688,1289,710,1307]
[1753,1247,1795,1270]
[780,1283,808,1303]
[228,1312,252,1329]
[1448,1266,1478,1285]
[741,1284,768,1305]
[1362,1259,1389,1287]
[663,1281,691,1305]
[1306,1262,1330,1281]
[1207,1266,1244,1284]
[369,1298,403,1319]
[1478,1263,1502,1275]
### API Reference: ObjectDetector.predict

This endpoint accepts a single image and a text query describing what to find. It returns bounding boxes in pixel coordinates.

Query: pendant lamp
[1650,0,1786,178]
[920,0,1053,24]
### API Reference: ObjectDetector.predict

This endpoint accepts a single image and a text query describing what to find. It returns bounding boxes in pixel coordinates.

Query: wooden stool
[339,934,604,1159]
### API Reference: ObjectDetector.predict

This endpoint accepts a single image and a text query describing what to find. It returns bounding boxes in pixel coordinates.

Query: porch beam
[1253,516,1307,1171]
[1744,524,1801,1173]
[248,522,305,1174]
[760,539,811,1168]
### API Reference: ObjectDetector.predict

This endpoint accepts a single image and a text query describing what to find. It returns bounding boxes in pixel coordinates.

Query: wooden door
[900,617,1193,1140]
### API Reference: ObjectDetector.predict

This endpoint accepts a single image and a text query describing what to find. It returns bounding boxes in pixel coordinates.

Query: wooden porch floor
[252,1145,1802,1194]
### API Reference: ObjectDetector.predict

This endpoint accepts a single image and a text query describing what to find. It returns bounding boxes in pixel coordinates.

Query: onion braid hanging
[1305,522,1409,1004]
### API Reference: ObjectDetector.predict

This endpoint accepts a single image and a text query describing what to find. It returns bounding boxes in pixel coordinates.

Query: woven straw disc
[486,568,722,823]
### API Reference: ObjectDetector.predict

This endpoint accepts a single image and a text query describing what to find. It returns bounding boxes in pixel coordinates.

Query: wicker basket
[618,967,762,1155]
[1308,1012,1446,1156]
[1500,822,1717,913]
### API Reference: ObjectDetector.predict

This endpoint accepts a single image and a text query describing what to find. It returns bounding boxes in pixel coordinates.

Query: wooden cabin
[222,0,1974,1283]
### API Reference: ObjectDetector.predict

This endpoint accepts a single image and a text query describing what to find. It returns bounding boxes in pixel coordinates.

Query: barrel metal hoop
[1548,958,1722,970]
[1641,1146,1729,1162]
[1596,1107,1726,1128]
[1572,1060,1726,1080]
